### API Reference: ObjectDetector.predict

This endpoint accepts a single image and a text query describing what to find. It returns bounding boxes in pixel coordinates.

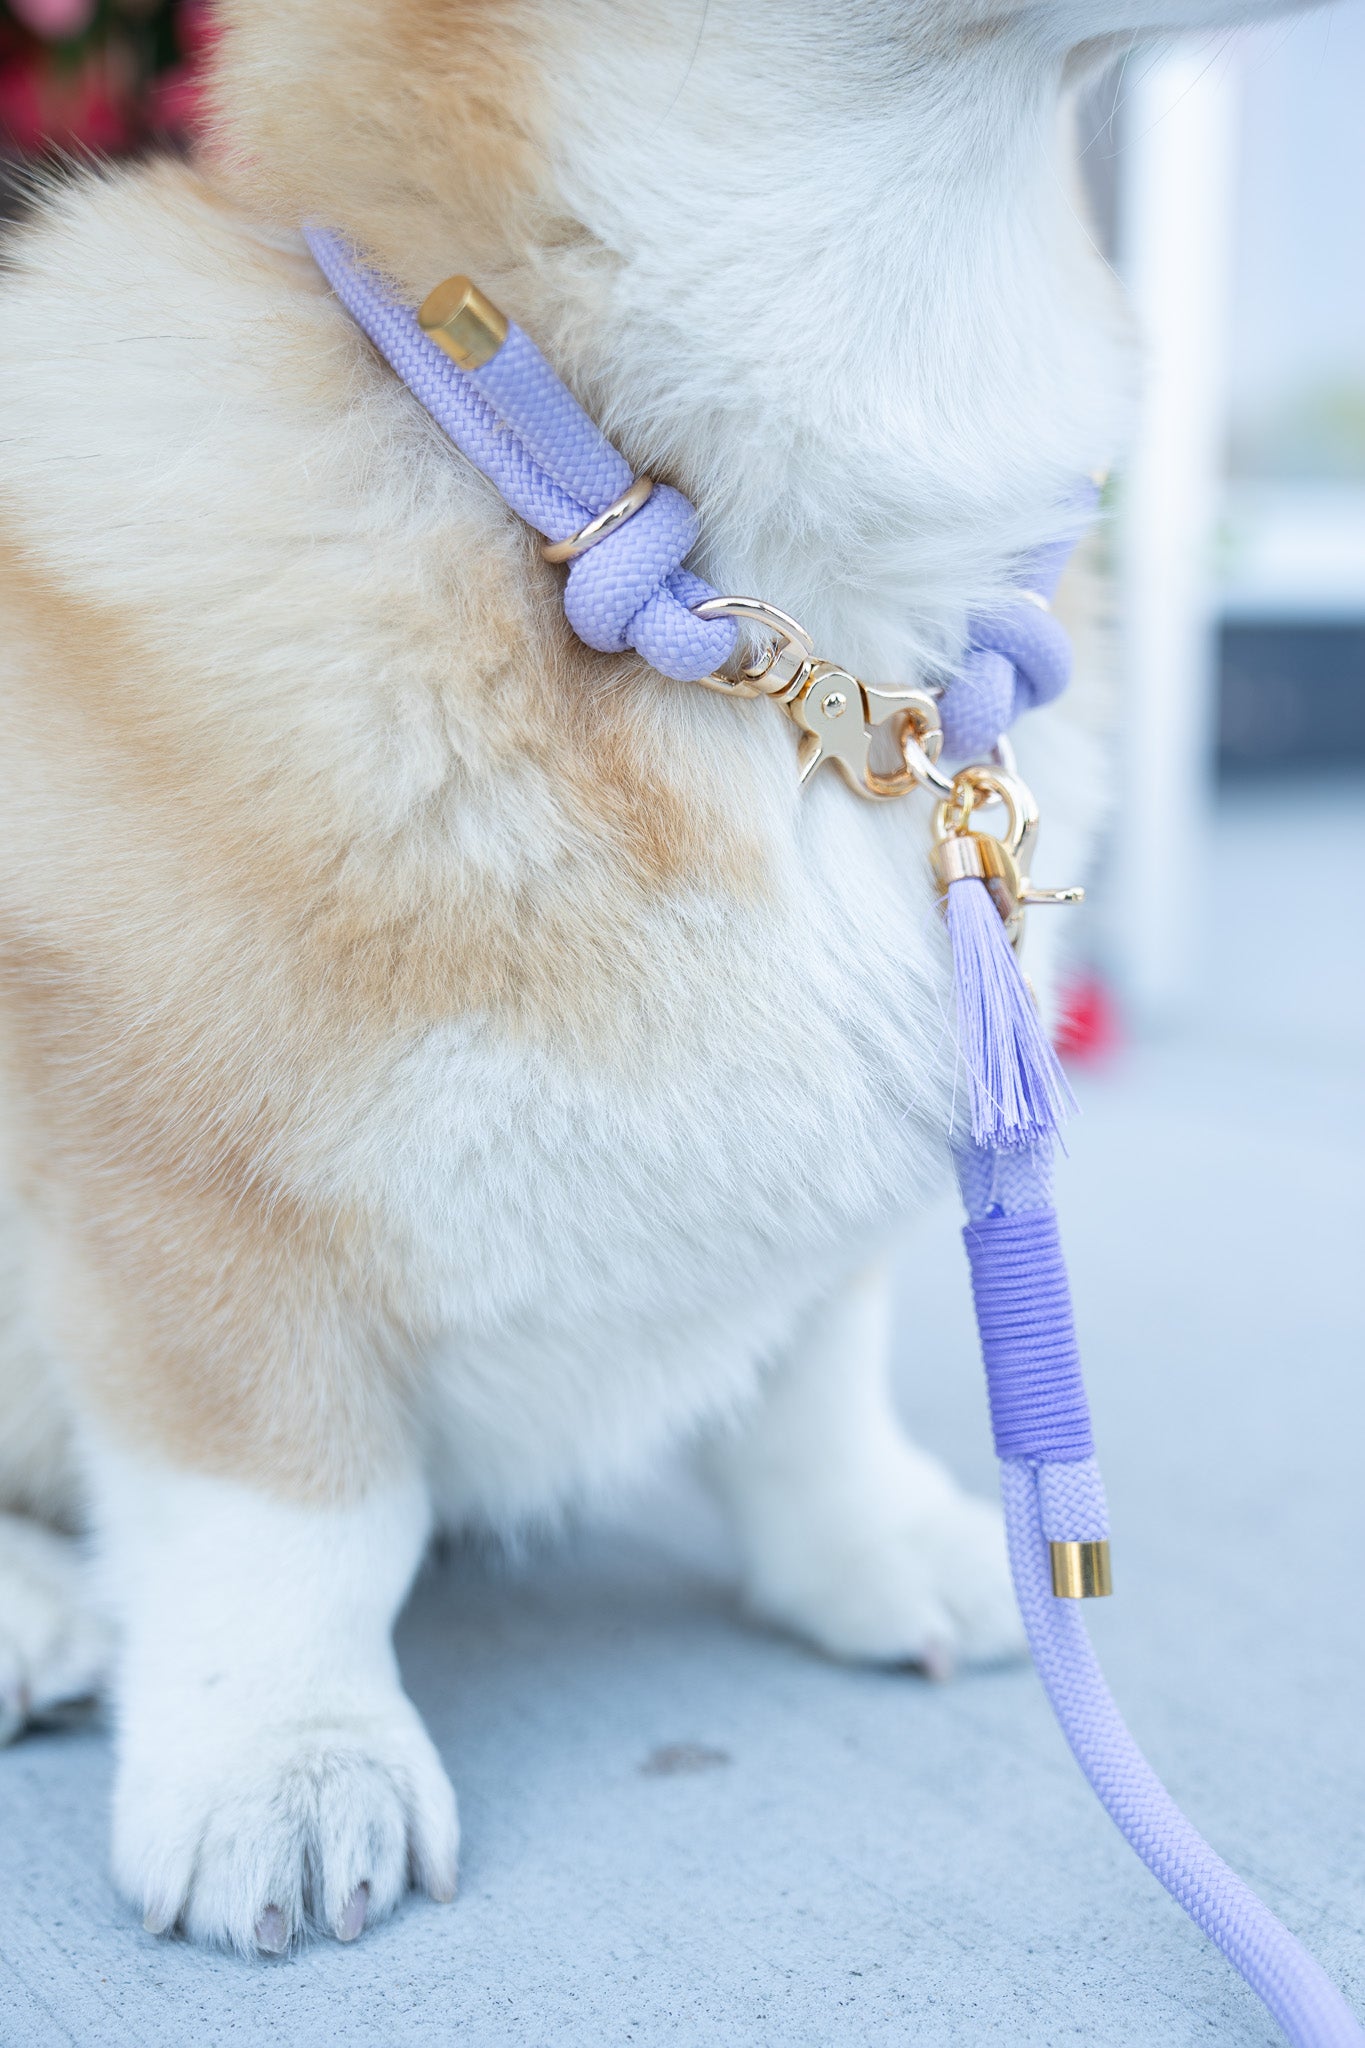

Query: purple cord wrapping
[964,1207,1093,1461]
[959,1139,1364,2046]
[303,226,736,684]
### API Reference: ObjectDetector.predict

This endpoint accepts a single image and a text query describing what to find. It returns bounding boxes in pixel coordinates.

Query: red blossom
[1054,970,1123,1065]
[8,0,96,40]
[0,1,212,154]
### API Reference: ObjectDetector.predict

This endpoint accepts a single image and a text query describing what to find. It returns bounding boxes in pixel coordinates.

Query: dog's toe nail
[255,1905,289,1954]
[142,1903,177,1936]
[335,1884,369,1942]
[426,1867,457,1904]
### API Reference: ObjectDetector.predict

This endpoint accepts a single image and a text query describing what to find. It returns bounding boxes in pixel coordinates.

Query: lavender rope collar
[305,226,1363,2047]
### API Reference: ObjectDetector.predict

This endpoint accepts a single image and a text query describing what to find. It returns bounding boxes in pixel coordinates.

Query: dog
[0,0,1303,1955]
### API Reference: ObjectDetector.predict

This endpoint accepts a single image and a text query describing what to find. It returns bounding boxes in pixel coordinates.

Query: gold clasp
[930,764,1083,947]
[689,595,950,801]
[786,668,946,802]
[691,596,818,700]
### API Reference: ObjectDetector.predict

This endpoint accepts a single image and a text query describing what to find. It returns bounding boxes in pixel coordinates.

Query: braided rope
[964,1207,1093,1461]
[1003,1459,1362,2046]
[1036,1454,1110,1542]
[959,1139,1363,2045]
[304,226,736,683]
[937,496,1097,757]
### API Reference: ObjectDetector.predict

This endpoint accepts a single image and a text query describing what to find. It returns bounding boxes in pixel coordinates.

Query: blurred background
[0,0,206,164]
[1076,13,1365,1029]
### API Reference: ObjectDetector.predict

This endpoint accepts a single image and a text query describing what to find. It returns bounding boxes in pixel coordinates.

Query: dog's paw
[0,1512,110,1743]
[742,1487,1025,1674]
[114,1691,459,1953]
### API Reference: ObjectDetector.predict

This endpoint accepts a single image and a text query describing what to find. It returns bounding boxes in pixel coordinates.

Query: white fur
[88,1441,458,1951]
[0,1513,109,1741]
[704,1266,1021,1670]
[0,0,1312,1953]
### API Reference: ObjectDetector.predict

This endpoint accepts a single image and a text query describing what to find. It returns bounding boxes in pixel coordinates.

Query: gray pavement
[1,782,1362,2047]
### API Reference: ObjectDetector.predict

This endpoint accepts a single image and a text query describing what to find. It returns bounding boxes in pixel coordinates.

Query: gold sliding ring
[541,476,655,563]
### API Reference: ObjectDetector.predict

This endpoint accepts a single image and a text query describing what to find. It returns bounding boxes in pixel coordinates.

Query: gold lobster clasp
[786,668,946,802]
[930,764,1083,947]
[689,594,949,801]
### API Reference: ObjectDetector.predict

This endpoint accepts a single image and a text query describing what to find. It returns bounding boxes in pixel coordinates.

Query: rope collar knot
[304,224,1089,711]
[304,226,733,683]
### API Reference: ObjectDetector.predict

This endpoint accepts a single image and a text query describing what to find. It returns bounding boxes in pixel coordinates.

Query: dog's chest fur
[0,12,1127,1518]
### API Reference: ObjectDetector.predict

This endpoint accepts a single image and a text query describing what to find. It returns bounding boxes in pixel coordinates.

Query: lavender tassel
[945,876,1076,1148]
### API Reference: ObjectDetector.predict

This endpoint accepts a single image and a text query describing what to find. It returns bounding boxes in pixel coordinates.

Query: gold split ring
[541,476,655,564]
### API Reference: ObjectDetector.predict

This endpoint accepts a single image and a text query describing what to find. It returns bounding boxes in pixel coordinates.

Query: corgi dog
[0,0,1303,1955]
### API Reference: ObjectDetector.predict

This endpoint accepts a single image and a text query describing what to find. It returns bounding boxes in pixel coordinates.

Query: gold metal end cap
[1049,1539,1113,1599]
[929,831,1017,895]
[931,834,986,889]
[418,274,509,371]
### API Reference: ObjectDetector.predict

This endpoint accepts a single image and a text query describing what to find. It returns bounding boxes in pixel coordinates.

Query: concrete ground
[1,783,1362,2047]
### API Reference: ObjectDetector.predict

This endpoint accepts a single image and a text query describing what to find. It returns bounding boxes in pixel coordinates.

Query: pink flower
[0,49,134,156]
[7,0,98,40]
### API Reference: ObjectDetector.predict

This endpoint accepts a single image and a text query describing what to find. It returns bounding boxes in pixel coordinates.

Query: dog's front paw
[0,1513,110,1743]
[114,1689,459,1953]
[743,1486,1025,1674]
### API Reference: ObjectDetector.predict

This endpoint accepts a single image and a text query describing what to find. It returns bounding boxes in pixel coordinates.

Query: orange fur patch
[0,149,767,1501]
[208,0,548,304]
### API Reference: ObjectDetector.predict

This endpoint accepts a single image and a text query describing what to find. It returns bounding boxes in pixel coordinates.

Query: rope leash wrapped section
[305,225,1363,2046]
[958,1137,1365,2048]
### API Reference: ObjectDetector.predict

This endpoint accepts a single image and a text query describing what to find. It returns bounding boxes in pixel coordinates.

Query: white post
[1111,44,1240,1025]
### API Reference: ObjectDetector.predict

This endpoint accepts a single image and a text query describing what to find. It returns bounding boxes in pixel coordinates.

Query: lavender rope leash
[306,228,1363,2044]
[306,224,1071,721]
[304,226,735,683]
[960,1140,1364,2047]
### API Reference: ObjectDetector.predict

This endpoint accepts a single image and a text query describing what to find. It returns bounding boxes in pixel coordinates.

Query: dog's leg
[0,1512,110,1742]
[706,1265,1023,1673]
[89,1443,458,1952]
[22,1135,461,1953]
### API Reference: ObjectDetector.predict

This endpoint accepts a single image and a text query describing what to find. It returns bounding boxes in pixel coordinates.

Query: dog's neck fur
[536,9,1133,678]
[216,1,1133,686]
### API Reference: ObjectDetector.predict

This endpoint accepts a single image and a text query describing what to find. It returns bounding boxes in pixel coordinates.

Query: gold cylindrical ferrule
[931,834,987,888]
[929,830,1018,897]
[418,275,509,371]
[1050,1539,1113,1599]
